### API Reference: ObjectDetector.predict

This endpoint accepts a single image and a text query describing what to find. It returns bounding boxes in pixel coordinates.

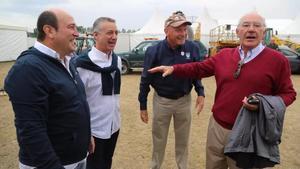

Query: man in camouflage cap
[138,11,205,169]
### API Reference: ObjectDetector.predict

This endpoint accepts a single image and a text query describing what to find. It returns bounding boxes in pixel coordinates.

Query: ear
[164,27,168,34]
[43,25,56,39]
[263,28,266,35]
[235,28,239,35]
[93,32,97,37]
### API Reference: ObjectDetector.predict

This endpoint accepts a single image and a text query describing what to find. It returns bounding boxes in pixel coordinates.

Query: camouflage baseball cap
[164,12,192,28]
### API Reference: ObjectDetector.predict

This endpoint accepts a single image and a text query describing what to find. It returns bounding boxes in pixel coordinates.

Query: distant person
[138,11,205,169]
[4,8,90,169]
[75,17,121,169]
[148,12,296,169]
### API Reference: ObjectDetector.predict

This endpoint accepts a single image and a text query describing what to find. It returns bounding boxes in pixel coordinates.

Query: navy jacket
[224,94,286,168]
[139,39,205,110]
[5,48,91,168]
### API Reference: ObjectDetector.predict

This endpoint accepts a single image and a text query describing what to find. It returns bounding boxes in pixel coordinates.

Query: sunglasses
[233,59,245,79]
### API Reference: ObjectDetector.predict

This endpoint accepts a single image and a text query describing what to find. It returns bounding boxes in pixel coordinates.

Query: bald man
[5,9,91,169]
[148,12,296,169]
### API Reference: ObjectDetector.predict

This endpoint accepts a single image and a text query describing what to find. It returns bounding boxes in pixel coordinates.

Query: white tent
[0,24,28,62]
[131,9,166,49]
[283,18,300,34]
[277,14,300,43]
[195,7,218,35]
[135,8,165,35]
[192,7,218,47]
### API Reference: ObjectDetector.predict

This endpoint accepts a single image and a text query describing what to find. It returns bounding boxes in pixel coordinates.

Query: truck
[208,24,239,56]
[208,24,300,56]
[264,28,300,53]
[207,25,300,74]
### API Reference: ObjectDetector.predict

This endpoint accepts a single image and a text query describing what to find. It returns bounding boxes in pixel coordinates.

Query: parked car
[277,45,300,74]
[117,40,159,74]
[117,40,208,74]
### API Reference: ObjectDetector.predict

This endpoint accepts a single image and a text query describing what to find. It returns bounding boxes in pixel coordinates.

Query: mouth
[70,38,76,45]
[108,41,116,46]
[245,35,257,40]
[177,36,185,40]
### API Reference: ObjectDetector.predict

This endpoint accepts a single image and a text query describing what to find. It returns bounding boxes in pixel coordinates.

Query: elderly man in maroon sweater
[148,12,296,169]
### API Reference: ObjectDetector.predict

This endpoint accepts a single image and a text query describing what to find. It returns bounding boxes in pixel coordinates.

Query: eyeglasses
[239,22,264,30]
[233,59,245,79]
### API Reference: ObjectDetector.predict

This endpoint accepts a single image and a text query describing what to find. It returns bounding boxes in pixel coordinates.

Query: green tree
[76,26,86,34]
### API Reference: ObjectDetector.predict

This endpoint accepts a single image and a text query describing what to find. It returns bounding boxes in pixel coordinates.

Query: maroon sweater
[173,47,296,129]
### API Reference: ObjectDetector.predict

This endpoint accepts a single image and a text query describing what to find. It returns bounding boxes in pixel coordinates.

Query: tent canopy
[195,7,218,34]
[281,14,300,35]
[135,9,166,35]
[0,24,28,62]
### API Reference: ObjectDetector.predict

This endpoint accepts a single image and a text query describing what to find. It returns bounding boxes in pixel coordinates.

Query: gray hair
[238,12,266,27]
[92,17,116,33]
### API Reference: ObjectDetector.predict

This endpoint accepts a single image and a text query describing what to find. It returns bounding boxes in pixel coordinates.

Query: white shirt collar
[89,46,112,67]
[34,41,72,74]
[34,41,61,59]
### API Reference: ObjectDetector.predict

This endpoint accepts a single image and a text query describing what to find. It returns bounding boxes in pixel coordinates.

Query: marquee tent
[132,7,218,48]
[130,9,166,49]
[279,15,300,42]
[0,24,28,62]
[194,7,218,35]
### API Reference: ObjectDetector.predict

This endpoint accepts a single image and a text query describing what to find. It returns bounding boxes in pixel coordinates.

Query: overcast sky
[0,0,299,31]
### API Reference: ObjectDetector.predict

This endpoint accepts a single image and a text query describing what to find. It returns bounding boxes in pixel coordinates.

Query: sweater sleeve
[191,45,205,96]
[275,56,296,106]
[173,56,216,79]
[4,63,64,169]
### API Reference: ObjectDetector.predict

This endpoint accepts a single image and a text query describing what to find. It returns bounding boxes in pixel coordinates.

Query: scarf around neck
[75,52,121,95]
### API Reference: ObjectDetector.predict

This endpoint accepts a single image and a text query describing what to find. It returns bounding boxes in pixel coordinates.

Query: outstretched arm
[148,66,174,77]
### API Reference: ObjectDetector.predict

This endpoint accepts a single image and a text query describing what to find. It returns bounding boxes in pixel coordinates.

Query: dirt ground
[0,61,299,169]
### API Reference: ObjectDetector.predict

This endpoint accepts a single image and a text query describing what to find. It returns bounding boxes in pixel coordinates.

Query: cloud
[0,0,299,30]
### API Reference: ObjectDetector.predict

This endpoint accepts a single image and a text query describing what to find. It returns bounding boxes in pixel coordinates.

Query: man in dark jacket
[5,8,90,169]
[138,11,205,169]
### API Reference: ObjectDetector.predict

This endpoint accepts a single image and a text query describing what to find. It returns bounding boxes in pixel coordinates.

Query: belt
[157,93,185,100]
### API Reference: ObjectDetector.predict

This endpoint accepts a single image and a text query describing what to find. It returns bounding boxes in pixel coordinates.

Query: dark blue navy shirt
[4,48,91,168]
[138,39,205,110]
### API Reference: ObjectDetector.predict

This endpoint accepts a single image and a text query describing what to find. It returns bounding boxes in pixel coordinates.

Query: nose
[73,28,79,37]
[112,32,118,39]
[248,25,256,31]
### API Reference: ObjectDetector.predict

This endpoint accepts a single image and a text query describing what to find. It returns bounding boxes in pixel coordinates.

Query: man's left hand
[195,96,205,115]
[242,96,259,111]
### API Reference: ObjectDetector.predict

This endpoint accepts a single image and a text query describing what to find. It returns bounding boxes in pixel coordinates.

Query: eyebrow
[241,21,262,24]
